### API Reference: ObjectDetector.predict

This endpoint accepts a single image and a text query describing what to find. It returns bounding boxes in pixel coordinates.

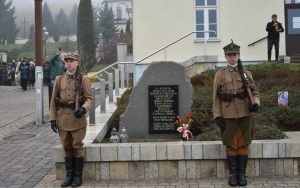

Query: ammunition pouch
[78,97,86,106]
[56,97,76,110]
[218,89,246,102]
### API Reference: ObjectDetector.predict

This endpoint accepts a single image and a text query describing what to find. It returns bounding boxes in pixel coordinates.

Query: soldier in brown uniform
[213,41,260,187]
[49,52,92,187]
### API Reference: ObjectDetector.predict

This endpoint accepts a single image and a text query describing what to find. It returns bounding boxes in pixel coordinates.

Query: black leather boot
[61,157,74,187]
[71,157,84,187]
[238,155,248,186]
[227,155,238,186]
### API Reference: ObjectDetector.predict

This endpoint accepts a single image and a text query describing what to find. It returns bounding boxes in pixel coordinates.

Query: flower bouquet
[174,111,193,141]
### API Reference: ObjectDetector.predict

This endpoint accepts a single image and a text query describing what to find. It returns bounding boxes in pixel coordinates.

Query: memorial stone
[119,61,193,139]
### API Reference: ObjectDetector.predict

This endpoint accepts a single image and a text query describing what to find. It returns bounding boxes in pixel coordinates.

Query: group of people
[0,58,36,90]
[0,63,16,86]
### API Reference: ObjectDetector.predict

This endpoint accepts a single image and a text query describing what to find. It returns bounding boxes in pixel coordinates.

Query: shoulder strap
[58,75,64,87]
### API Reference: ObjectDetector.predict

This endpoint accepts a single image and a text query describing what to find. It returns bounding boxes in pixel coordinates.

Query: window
[195,0,218,39]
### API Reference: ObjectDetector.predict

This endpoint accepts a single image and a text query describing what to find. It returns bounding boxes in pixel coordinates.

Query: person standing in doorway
[266,14,284,61]
[49,52,92,187]
[213,41,260,187]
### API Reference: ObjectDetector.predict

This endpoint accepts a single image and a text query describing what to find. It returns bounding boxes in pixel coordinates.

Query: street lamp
[43,27,49,58]
[116,3,131,24]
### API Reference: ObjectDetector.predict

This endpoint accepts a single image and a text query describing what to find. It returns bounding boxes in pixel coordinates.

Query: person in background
[29,62,36,89]
[7,65,13,86]
[15,57,23,89]
[18,59,30,91]
[213,41,260,187]
[49,52,92,187]
[266,14,284,62]
[50,49,65,84]
[43,56,51,86]
[1,67,8,86]
[48,49,66,107]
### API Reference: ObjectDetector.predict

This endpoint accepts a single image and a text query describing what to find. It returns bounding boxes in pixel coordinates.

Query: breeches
[58,127,87,157]
[221,116,254,156]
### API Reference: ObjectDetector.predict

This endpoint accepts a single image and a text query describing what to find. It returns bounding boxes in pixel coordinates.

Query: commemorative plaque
[149,85,178,133]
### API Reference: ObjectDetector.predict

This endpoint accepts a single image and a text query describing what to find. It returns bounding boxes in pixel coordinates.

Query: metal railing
[248,36,267,46]
[136,30,216,64]
[87,62,133,117]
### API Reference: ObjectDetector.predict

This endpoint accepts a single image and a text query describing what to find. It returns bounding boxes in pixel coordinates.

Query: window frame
[194,0,219,41]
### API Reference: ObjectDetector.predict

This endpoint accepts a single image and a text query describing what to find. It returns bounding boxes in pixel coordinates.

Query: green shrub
[253,125,287,140]
[109,87,133,132]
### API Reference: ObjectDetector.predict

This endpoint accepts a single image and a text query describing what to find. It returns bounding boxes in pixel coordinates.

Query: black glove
[74,107,86,118]
[215,117,225,129]
[50,120,58,133]
[249,103,259,113]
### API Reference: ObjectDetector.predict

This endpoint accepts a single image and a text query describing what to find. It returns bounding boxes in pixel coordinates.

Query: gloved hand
[215,117,225,129]
[74,107,86,118]
[50,120,58,133]
[249,103,259,113]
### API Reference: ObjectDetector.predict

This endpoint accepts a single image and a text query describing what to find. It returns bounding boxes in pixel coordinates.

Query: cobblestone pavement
[1,86,300,188]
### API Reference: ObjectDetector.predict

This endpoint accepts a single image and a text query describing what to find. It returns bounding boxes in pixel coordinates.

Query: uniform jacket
[213,65,260,119]
[50,54,65,81]
[49,73,93,131]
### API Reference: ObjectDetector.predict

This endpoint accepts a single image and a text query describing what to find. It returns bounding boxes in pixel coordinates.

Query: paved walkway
[0,86,300,188]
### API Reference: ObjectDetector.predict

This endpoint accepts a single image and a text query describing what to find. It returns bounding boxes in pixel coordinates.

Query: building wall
[133,0,286,63]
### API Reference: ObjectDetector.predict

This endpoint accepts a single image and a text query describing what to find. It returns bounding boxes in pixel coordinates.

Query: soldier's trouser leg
[58,127,86,157]
[61,157,74,187]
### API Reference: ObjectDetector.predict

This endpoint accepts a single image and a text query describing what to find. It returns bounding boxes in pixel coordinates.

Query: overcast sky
[12,0,103,37]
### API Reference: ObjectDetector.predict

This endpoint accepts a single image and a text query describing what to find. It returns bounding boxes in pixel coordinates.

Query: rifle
[75,65,81,111]
[237,59,255,106]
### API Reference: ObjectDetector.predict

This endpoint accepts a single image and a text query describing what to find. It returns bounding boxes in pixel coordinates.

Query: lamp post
[116,3,131,24]
[34,0,44,125]
[43,27,49,58]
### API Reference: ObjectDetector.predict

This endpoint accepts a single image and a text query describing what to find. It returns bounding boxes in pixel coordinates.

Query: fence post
[120,64,125,89]
[89,86,95,125]
[108,73,113,103]
[100,79,106,113]
[114,68,119,96]
[126,64,129,87]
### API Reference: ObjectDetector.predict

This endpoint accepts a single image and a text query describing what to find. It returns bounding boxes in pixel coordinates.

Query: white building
[132,0,300,63]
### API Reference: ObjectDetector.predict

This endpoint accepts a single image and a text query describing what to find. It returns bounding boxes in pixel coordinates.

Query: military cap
[223,40,240,54]
[64,52,80,61]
